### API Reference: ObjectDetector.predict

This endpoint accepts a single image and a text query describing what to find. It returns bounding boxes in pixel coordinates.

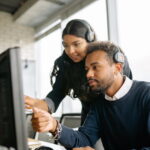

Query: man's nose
[86,69,94,79]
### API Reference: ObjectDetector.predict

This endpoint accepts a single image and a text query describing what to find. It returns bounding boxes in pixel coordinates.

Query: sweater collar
[105,76,133,101]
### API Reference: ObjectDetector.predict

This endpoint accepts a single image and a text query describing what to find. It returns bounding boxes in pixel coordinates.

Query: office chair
[54,113,81,144]
[59,113,81,128]
[26,114,36,138]
[59,113,104,150]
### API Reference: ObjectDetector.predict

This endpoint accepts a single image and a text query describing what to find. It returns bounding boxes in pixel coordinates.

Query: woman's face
[63,34,88,62]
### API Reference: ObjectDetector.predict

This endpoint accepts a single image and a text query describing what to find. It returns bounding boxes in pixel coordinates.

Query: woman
[25,19,132,124]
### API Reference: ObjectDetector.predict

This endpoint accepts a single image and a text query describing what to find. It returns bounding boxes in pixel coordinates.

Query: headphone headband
[66,19,95,42]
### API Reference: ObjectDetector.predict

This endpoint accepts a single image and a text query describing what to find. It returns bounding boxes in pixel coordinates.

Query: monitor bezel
[9,47,28,150]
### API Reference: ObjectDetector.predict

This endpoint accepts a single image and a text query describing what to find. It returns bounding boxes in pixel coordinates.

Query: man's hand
[72,147,95,150]
[25,96,49,112]
[31,107,57,133]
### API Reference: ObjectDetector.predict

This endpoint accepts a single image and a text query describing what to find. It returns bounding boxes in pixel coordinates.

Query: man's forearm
[130,147,150,150]
[58,126,92,149]
[72,146,95,150]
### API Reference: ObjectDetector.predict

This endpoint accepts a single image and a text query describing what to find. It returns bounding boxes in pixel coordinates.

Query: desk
[28,138,66,150]
[25,109,33,115]
[26,110,66,150]
[40,141,66,150]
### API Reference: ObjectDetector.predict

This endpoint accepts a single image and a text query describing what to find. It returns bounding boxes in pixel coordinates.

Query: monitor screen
[0,48,28,150]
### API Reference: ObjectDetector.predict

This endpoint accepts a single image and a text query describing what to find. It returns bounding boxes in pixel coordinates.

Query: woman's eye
[63,44,68,48]
[62,42,68,48]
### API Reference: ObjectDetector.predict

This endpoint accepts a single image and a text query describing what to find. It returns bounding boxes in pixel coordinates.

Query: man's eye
[93,66,96,69]
[93,66,97,70]
[85,68,89,72]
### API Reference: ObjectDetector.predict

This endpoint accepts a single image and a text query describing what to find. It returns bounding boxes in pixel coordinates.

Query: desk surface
[28,138,66,150]
[40,141,66,150]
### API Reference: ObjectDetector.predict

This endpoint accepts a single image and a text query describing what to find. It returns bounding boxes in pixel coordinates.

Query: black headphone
[66,19,95,42]
[113,48,125,63]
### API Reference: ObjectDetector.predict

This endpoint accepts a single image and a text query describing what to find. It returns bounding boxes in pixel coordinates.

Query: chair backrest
[26,114,36,138]
[95,139,104,150]
[59,113,81,128]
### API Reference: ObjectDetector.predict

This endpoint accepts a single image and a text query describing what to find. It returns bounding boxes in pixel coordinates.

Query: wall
[0,11,35,60]
[0,11,36,97]
[117,0,150,81]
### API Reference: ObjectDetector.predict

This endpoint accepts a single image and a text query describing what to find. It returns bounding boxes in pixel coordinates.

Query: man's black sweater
[58,81,150,150]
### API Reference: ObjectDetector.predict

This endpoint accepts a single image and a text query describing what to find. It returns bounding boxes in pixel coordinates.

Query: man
[31,41,150,150]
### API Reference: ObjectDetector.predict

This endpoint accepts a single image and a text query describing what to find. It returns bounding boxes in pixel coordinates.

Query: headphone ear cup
[76,19,94,42]
[65,19,95,42]
[87,31,94,42]
[114,51,125,63]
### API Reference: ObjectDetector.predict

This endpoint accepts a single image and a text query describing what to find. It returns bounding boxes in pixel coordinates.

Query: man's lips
[88,79,98,86]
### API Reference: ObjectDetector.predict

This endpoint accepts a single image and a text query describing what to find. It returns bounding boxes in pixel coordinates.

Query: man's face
[85,50,116,93]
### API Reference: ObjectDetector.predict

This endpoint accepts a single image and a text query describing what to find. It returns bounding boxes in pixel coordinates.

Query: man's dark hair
[86,41,125,64]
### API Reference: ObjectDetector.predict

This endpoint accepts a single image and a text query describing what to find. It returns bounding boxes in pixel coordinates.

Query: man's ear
[115,63,123,74]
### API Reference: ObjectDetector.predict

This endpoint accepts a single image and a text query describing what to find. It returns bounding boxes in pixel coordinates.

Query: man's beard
[89,85,107,95]
[89,77,114,95]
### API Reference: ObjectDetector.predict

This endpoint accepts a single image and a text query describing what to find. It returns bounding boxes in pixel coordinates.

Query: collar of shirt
[105,76,133,101]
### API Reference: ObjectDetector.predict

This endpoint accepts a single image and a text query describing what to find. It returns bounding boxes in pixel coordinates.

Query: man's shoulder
[132,80,150,99]
[133,80,150,89]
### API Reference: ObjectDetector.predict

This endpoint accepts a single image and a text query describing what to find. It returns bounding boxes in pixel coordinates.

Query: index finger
[24,95,35,106]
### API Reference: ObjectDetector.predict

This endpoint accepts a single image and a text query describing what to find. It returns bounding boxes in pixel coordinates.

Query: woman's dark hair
[50,19,97,100]
[62,19,97,42]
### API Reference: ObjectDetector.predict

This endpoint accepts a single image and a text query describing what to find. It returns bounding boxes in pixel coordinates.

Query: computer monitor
[0,47,28,150]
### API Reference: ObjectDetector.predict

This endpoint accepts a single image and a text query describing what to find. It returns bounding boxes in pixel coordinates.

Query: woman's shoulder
[54,55,66,69]
[55,55,64,63]
[55,52,72,65]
